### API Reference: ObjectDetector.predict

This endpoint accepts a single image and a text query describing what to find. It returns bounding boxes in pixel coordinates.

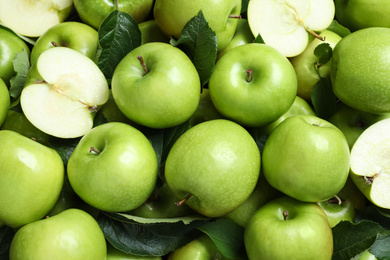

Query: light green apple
[30,21,99,65]
[262,115,351,202]
[317,196,356,227]
[355,249,379,260]
[244,196,333,260]
[67,122,158,212]
[107,243,162,260]
[9,208,107,260]
[0,0,73,37]
[289,30,342,101]
[153,0,242,51]
[330,27,390,114]
[164,119,261,218]
[73,0,154,30]
[111,42,201,129]
[0,78,9,126]
[209,43,297,128]
[335,0,390,32]
[0,130,64,228]
[139,20,170,45]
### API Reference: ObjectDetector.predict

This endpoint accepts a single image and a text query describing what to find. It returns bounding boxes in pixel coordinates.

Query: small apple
[247,0,335,57]
[0,78,9,126]
[107,243,162,260]
[262,115,350,202]
[164,119,261,218]
[209,43,297,128]
[139,20,170,45]
[330,27,390,114]
[20,46,109,139]
[0,130,64,228]
[244,196,333,260]
[317,196,356,227]
[9,208,107,259]
[111,42,201,129]
[0,0,73,37]
[67,122,158,212]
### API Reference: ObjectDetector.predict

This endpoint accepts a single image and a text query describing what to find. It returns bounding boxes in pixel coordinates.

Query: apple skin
[164,119,261,218]
[317,196,356,228]
[153,0,242,51]
[73,0,154,30]
[9,208,107,260]
[139,20,170,45]
[244,196,333,260]
[262,115,351,202]
[330,27,390,114]
[67,122,158,212]
[356,249,378,260]
[0,130,64,228]
[209,43,297,128]
[0,78,10,126]
[107,243,162,260]
[30,21,99,65]
[111,42,201,129]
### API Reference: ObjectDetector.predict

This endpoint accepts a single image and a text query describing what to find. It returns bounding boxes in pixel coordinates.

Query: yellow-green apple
[0,78,9,126]
[317,196,356,227]
[139,20,170,45]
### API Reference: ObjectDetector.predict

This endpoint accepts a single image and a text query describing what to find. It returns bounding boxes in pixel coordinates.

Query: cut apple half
[350,118,390,209]
[0,0,73,37]
[20,47,109,139]
[247,0,335,57]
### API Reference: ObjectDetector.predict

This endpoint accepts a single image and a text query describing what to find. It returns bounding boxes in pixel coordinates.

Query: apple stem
[283,210,289,220]
[137,55,149,74]
[305,27,324,41]
[175,194,192,206]
[246,69,252,82]
[51,41,60,47]
[328,195,343,205]
[115,0,119,10]
[89,147,101,154]
[229,14,242,19]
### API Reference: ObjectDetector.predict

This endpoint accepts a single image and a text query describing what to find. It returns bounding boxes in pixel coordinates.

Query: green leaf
[253,34,265,44]
[171,10,218,87]
[310,77,337,120]
[326,20,351,38]
[9,48,30,100]
[0,225,14,260]
[356,206,390,230]
[314,42,333,65]
[241,0,250,14]
[198,218,247,260]
[96,10,141,81]
[370,234,390,260]
[48,136,81,166]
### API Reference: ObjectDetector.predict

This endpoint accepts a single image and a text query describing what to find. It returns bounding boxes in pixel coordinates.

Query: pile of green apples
[1,0,390,259]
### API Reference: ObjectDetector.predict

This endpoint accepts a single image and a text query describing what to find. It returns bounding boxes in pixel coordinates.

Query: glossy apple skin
[317,197,356,228]
[330,27,390,114]
[0,130,64,228]
[209,43,297,127]
[165,119,261,218]
[139,20,170,45]
[30,21,98,65]
[262,115,350,202]
[9,209,107,260]
[244,196,333,260]
[0,78,9,126]
[111,42,201,129]
[67,122,158,212]
[153,0,241,51]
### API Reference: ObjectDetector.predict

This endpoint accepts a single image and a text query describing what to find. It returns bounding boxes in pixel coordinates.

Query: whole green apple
[9,208,107,260]
[111,42,201,129]
[0,130,64,228]
[244,196,333,260]
[209,43,297,127]
[30,21,99,65]
[0,78,9,126]
[317,196,356,227]
[107,243,162,260]
[153,0,242,51]
[67,122,158,212]
[262,115,350,202]
[165,119,261,218]
[330,27,390,114]
[139,20,170,45]
[73,0,154,30]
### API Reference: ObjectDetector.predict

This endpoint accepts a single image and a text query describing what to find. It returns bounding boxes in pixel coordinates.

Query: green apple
[0,130,64,228]
[349,118,390,209]
[73,0,154,30]
[262,115,350,202]
[317,196,356,227]
[0,27,30,87]
[247,0,335,57]
[9,208,106,259]
[209,43,297,128]
[244,196,333,260]
[139,20,170,45]
[0,78,9,126]
[289,30,342,101]
[68,122,158,212]
[355,249,378,260]
[111,42,201,129]
[153,0,242,51]
[165,119,261,218]
[335,0,390,32]
[330,27,390,114]
[107,243,162,260]
[30,21,99,65]
[338,177,367,210]
[20,47,109,138]
[0,0,73,37]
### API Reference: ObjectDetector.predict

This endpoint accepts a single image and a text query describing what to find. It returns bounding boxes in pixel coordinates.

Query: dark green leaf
[370,234,390,260]
[314,42,333,65]
[0,226,14,260]
[9,48,30,99]
[356,206,390,230]
[171,10,218,87]
[310,77,337,120]
[48,136,81,166]
[326,20,351,38]
[241,0,249,14]
[253,34,265,44]
[96,10,141,81]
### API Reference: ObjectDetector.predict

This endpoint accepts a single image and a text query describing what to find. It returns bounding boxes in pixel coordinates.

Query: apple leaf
[9,48,30,100]
[241,0,249,14]
[369,234,390,260]
[0,226,14,260]
[253,34,265,44]
[314,42,333,66]
[356,206,390,230]
[170,10,218,88]
[326,20,351,38]
[96,10,141,81]
[310,77,338,120]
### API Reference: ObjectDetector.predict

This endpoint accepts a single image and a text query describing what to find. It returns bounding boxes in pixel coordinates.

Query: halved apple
[350,118,390,209]
[20,47,109,139]
[247,0,335,57]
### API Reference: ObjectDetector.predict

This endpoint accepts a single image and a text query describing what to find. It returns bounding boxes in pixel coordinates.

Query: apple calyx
[51,41,69,48]
[137,55,149,74]
[283,210,289,220]
[175,193,192,206]
[89,147,101,154]
[246,69,253,82]
[363,172,381,185]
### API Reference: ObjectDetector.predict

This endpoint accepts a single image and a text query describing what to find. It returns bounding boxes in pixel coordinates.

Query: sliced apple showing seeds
[350,118,390,209]
[247,0,335,57]
[20,47,109,139]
